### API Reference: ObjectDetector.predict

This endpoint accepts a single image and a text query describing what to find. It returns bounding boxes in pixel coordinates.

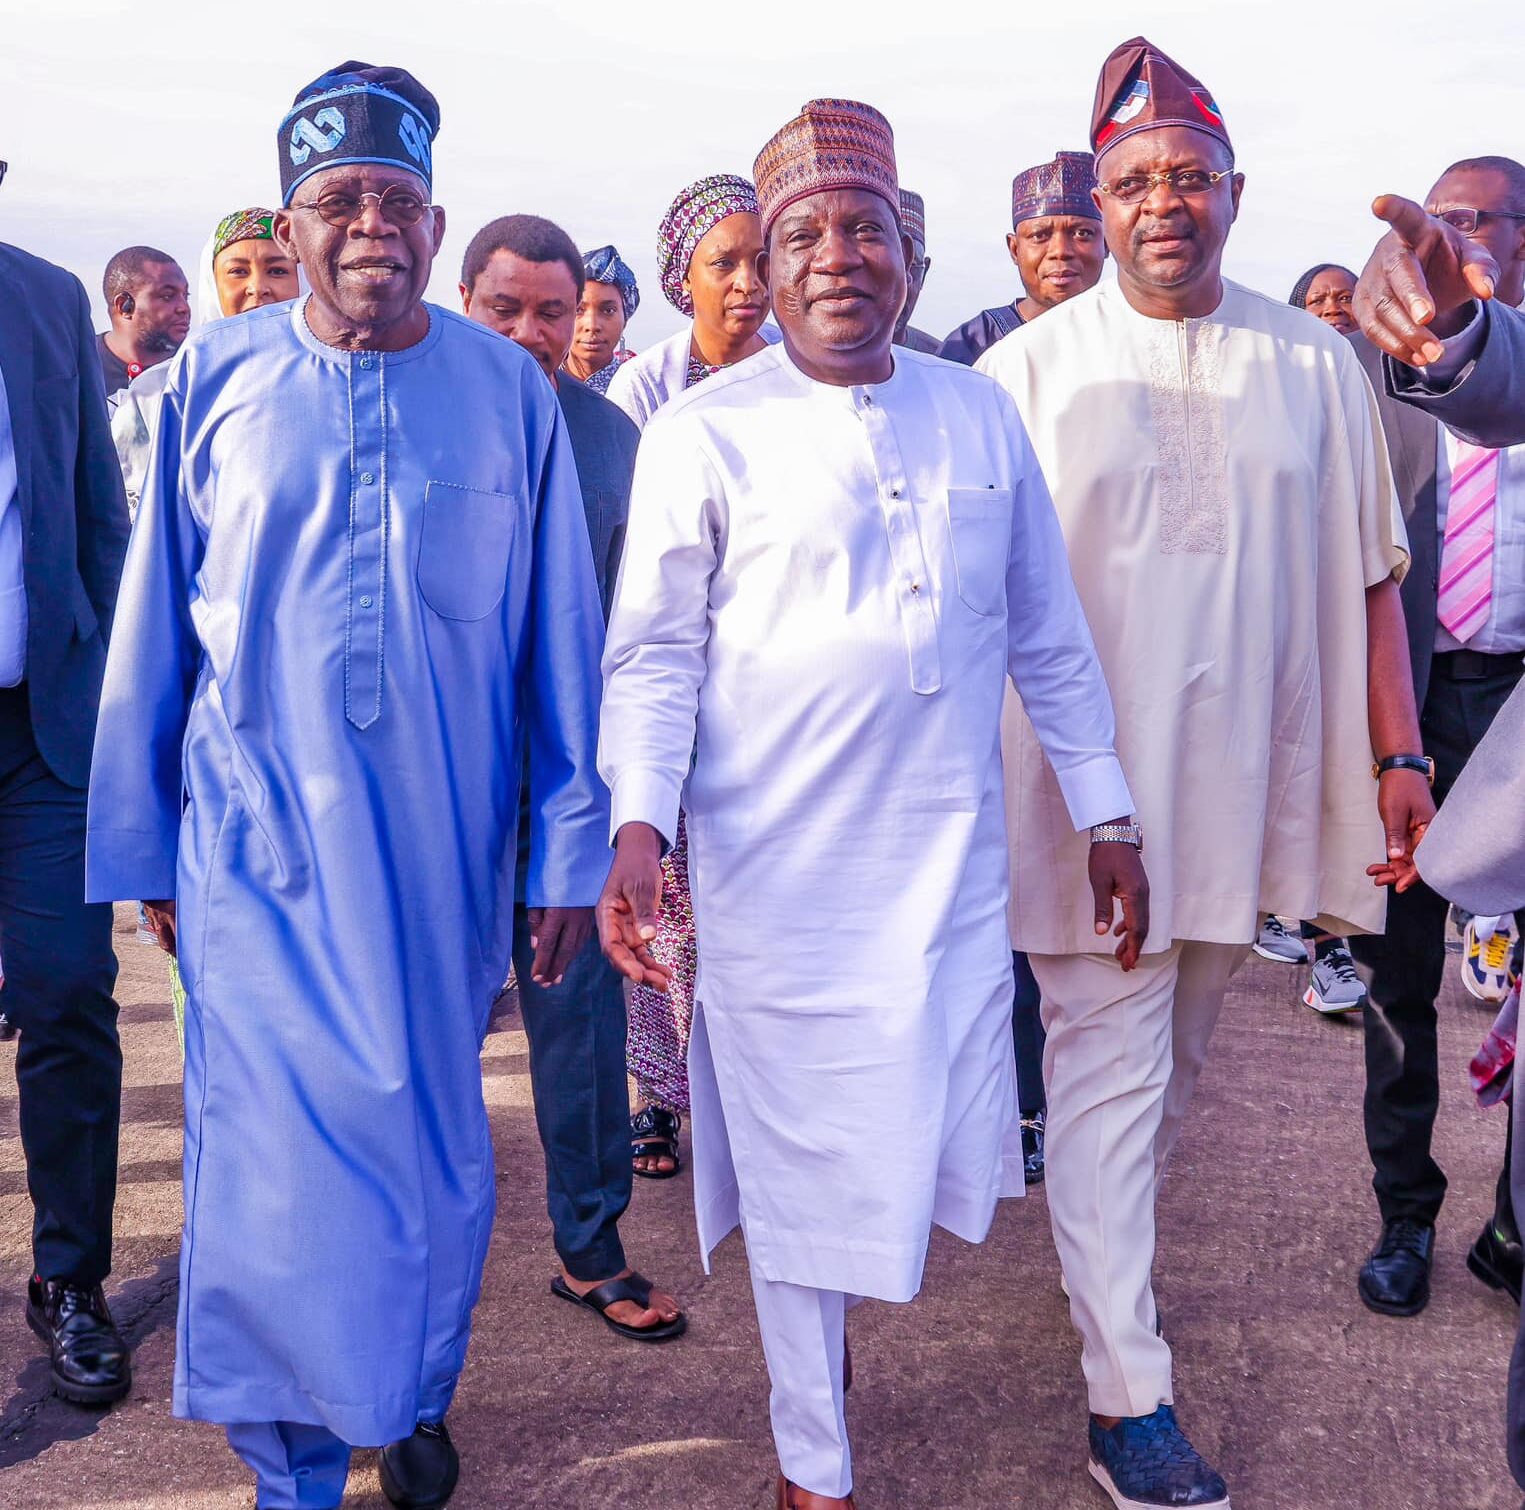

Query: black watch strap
[1373,754,1435,785]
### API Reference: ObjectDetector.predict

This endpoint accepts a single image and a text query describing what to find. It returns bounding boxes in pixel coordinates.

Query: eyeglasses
[0,162,9,189]
[291,187,433,228]
[1097,169,1233,205]
[1435,206,1525,235]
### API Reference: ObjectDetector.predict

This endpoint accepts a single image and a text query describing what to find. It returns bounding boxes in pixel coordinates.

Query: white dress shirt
[0,364,27,686]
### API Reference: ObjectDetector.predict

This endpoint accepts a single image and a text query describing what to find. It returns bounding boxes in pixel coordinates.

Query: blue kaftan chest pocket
[418,482,517,621]
[944,487,1013,617]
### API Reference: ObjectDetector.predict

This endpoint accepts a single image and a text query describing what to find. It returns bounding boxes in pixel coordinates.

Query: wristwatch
[1090,822,1144,849]
[1371,754,1435,785]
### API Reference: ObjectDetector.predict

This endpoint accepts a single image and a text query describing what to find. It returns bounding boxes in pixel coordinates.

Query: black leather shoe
[1358,1219,1434,1316]
[1467,1220,1524,1305]
[1021,1111,1046,1185]
[380,1419,459,1509]
[25,1276,132,1404]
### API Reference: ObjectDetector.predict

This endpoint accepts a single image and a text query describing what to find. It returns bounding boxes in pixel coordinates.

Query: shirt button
[910,582,921,594]
[359,595,374,609]
[359,356,373,370]
[361,472,375,485]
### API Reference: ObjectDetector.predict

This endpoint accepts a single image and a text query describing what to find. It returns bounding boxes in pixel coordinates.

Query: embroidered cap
[1011,152,1099,228]
[754,98,899,239]
[899,188,927,245]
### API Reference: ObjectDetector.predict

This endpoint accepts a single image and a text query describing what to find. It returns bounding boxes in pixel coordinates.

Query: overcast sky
[2,0,1519,345]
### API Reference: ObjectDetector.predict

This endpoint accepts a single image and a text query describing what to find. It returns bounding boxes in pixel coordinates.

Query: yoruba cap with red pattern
[754,98,899,238]
[1090,37,1230,164]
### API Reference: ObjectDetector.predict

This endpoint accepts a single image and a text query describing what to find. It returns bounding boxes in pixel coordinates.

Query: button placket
[345,354,389,730]
[855,389,940,694]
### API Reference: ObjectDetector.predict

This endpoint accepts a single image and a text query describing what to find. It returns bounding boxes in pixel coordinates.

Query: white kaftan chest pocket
[944,487,1012,618]
[418,482,517,621]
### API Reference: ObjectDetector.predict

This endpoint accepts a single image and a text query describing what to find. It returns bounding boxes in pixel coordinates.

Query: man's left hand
[1088,842,1150,972]
[527,906,594,986]
[1367,768,1436,893]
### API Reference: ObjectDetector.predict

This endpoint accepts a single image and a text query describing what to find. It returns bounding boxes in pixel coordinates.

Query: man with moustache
[458,211,686,1343]
[979,38,1427,1509]
[86,63,609,1510]
[597,97,1143,1510]
[97,246,191,404]
[939,151,1106,366]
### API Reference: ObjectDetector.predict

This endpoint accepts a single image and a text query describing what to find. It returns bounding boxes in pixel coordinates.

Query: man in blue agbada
[85,61,610,1510]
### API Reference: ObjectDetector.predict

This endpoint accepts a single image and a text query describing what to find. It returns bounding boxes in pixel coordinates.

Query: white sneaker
[1253,915,1308,964]
[1462,916,1519,1004]
[1303,945,1367,1014]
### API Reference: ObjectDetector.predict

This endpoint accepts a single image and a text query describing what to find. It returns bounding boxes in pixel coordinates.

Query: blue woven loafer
[1088,1406,1230,1508]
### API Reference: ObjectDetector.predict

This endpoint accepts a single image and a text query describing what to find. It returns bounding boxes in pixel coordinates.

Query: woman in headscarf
[564,244,639,395]
[608,174,777,1178]
[112,208,301,515]
[606,173,777,429]
[1289,262,1359,338]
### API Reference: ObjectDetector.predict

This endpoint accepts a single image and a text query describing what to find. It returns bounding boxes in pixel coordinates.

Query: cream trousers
[1029,941,1248,1417]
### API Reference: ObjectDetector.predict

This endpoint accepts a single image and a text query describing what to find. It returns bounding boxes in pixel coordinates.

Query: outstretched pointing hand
[1354,194,1499,367]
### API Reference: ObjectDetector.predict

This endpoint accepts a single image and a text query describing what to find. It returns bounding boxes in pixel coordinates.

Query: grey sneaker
[1303,945,1367,1015]
[1253,915,1307,964]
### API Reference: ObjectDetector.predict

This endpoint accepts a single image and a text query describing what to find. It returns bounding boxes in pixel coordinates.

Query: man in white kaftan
[597,98,1142,1510]
[976,38,1429,1510]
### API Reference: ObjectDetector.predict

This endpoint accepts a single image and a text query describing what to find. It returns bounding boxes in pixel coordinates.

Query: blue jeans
[511,905,631,1281]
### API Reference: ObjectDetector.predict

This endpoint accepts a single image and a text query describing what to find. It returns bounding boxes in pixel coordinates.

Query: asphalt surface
[0,906,1519,1509]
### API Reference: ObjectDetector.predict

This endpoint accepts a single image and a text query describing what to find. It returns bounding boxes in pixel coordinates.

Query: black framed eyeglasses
[1098,168,1232,205]
[291,186,433,228]
[1436,206,1525,235]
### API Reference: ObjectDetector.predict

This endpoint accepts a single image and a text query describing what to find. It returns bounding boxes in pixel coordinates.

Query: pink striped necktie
[1437,440,1500,642]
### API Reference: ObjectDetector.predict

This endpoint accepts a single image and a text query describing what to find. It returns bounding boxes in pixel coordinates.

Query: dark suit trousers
[1012,952,1045,1118]
[510,904,630,1283]
[1351,654,1523,1227]
[0,685,120,1285]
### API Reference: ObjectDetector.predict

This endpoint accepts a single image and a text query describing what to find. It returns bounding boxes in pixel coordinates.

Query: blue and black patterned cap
[278,61,440,206]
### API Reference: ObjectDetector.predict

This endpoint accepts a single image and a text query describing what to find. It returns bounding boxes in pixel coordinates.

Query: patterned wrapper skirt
[627,815,697,1112]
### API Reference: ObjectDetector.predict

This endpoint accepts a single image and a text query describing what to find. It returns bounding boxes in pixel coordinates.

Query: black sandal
[550,1271,688,1343]
[630,1106,682,1179]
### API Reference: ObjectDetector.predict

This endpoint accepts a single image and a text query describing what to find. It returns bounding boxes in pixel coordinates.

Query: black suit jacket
[1353,333,1440,709]
[0,242,129,788]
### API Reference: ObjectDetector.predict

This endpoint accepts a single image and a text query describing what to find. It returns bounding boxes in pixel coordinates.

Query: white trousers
[749,1270,856,1498]
[1029,941,1248,1417]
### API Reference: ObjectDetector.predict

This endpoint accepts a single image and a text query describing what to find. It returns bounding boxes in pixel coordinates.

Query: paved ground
[0,905,1519,1509]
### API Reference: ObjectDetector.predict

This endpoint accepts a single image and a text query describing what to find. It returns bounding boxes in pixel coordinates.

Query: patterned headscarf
[754,99,899,240]
[583,244,640,320]
[658,174,759,316]
[213,208,277,261]
[1288,263,1356,311]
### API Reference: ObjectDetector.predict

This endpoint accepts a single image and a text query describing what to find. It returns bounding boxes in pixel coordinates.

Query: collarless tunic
[85,298,610,1443]
[978,279,1410,954]
[599,341,1130,1300]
